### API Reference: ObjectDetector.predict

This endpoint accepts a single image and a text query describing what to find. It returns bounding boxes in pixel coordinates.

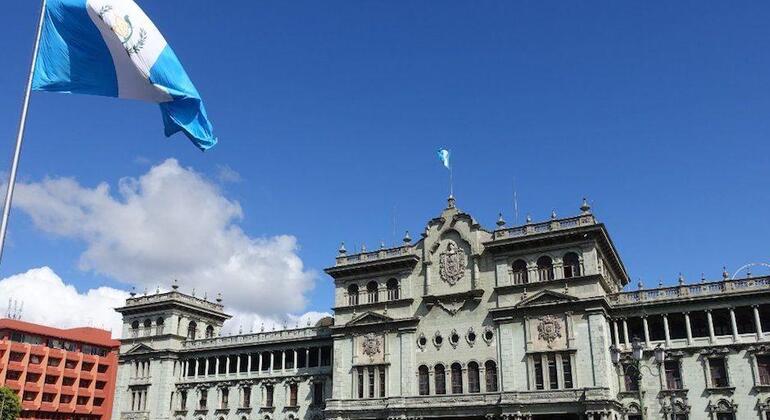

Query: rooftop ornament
[216,292,222,303]
[403,231,411,244]
[338,242,346,255]
[496,212,506,228]
[678,273,685,286]
[551,210,557,220]
[171,279,179,290]
[580,197,591,215]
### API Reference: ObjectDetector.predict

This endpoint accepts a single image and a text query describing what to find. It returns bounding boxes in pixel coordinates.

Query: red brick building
[0,318,119,420]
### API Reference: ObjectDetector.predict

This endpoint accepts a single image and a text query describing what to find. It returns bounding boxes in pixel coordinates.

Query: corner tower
[112,282,230,420]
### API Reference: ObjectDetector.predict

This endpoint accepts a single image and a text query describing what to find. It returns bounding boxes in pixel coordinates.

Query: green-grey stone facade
[113,197,770,420]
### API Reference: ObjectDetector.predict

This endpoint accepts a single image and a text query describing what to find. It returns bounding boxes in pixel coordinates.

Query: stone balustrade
[125,291,224,312]
[609,275,770,306]
[492,214,597,241]
[334,245,415,267]
[181,327,330,349]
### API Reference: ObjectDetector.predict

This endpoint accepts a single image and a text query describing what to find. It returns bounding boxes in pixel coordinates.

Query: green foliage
[0,387,21,420]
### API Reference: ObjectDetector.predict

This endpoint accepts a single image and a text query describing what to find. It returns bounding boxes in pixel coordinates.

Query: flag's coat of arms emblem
[98,5,147,56]
[439,242,466,286]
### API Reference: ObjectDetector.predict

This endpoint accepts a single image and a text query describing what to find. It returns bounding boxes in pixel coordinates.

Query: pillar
[258,353,263,374]
[729,307,739,342]
[684,312,693,345]
[247,354,252,373]
[642,316,651,347]
[755,305,764,340]
[663,314,671,347]
[622,319,630,349]
[305,348,310,368]
[612,320,620,347]
[293,349,298,372]
[318,347,323,366]
[270,352,274,373]
[205,358,210,376]
[706,310,716,343]
[281,351,286,371]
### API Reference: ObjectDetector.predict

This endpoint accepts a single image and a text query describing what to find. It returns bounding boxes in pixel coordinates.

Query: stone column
[684,312,693,345]
[318,347,323,366]
[205,358,210,376]
[729,307,740,342]
[281,351,286,371]
[258,353,263,374]
[755,305,764,340]
[612,320,620,347]
[293,349,298,372]
[247,354,252,373]
[225,356,230,375]
[706,310,716,343]
[270,352,274,373]
[642,316,651,347]
[663,314,671,347]
[306,348,310,368]
[622,319,630,349]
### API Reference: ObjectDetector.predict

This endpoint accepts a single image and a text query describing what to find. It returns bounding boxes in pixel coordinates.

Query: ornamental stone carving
[439,242,467,285]
[361,333,381,360]
[536,315,562,348]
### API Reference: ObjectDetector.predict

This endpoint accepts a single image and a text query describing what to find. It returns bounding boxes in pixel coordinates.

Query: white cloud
[215,164,242,183]
[0,267,329,339]
[0,267,128,337]
[14,159,318,319]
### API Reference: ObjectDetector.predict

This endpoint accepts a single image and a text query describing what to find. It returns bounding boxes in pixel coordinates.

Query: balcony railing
[123,291,224,312]
[609,275,770,305]
[181,326,331,349]
[492,214,596,241]
[335,245,414,267]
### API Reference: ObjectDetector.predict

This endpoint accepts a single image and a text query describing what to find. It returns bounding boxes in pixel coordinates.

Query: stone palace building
[112,197,770,420]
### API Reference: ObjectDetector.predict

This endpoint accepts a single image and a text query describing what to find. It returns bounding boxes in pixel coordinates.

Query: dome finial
[637,280,644,290]
[526,214,532,224]
[403,230,411,244]
[678,273,685,285]
[447,194,456,209]
[216,292,222,303]
[551,210,557,220]
[722,266,730,280]
[338,242,346,255]
[580,197,591,214]
[496,212,506,228]
[171,279,179,290]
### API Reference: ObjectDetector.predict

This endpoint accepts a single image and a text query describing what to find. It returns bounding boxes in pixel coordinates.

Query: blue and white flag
[32,0,216,150]
[437,149,450,169]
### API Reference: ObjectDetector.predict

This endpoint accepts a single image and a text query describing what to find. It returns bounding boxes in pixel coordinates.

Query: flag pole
[0,0,47,263]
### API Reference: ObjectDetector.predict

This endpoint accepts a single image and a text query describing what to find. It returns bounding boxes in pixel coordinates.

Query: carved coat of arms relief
[536,315,563,349]
[439,242,467,286]
[361,333,381,361]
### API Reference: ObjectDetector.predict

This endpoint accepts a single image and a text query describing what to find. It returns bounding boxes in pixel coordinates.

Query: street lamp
[610,337,665,420]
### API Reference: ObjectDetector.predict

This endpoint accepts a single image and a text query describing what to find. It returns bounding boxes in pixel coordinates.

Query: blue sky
[0,1,769,326]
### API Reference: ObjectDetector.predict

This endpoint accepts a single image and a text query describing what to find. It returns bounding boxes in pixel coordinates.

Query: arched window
[418,365,430,395]
[156,317,165,334]
[347,284,359,306]
[386,278,399,301]
[205,325,215,338]
[451,363,463,394]
[434,364,446,395]
[467,362,480,393]
[537,256,554,281]
[511,259,528,284]
[485,360,498,392]
[366,281,378,303]
[563,252,580,278]
[130,320,140,338]
[187,321,197,340]
[710,399,736,420]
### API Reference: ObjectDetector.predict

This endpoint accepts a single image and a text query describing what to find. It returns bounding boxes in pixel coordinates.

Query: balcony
[27,364,44,374]
[120,412,150,420]
[5,379,22,391]
[94,388,106,399]
[46,365,62,376]
[8,361,25,371]
[30,346,47,357]
[80,370,95,380]
[43,384,59,393]
[48,349,65,359]
[63,368,79,378]
[96,371,109,381]
[9,342,27,353]
[24,382,41,392]
[40,402,58,411]
[609,275,770,306]
[75,406,92,414]
[82,354,98,364]
[21,400,39,411]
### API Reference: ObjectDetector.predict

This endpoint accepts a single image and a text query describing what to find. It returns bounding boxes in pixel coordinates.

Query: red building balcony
[21,400,39,411]
[8,360,25,371]
[0,340,9,351]
[46,365,62,376]
[40,402,58,411]
[60,384,76,395]
[30,346,47,357]
[48,348,65,359]
[9,342,27,353]
[27,363,44,374]
[82,354,98,364]
[63,368,79,378]
[80,370,95,380]
[43,384,59,394]
[5,379,22,391]
[24,382,41,393]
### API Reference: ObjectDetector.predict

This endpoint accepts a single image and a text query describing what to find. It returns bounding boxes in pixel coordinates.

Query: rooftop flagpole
[0,0,47,263]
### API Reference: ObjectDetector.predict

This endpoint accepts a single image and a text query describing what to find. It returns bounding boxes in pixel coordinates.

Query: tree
[0,387,21,420]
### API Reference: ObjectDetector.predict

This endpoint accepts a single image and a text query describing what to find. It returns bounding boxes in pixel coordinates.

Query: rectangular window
[199,389,207,410]
[357,368,364,398]
[665,360,683,390]
[624,363,639,391]
[379,368,386,397]
[221,388,228,409]
[368,367,375,398]
[265,385,273,408]
[313,382,324,406]
[534,357,544,390]
[180,390,187,410]
[758,355,770,385]
[562,355,573,389]
[709,358,729,388]
[547,354,558,389]
[242,387,250,408]
[289,384,297,407]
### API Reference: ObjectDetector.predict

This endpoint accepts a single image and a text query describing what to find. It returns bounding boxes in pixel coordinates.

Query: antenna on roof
[513,178,519,225]
[6,298,23,320]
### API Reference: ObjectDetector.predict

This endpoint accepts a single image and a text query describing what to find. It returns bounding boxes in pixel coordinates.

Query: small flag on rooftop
[437,149,450,169]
